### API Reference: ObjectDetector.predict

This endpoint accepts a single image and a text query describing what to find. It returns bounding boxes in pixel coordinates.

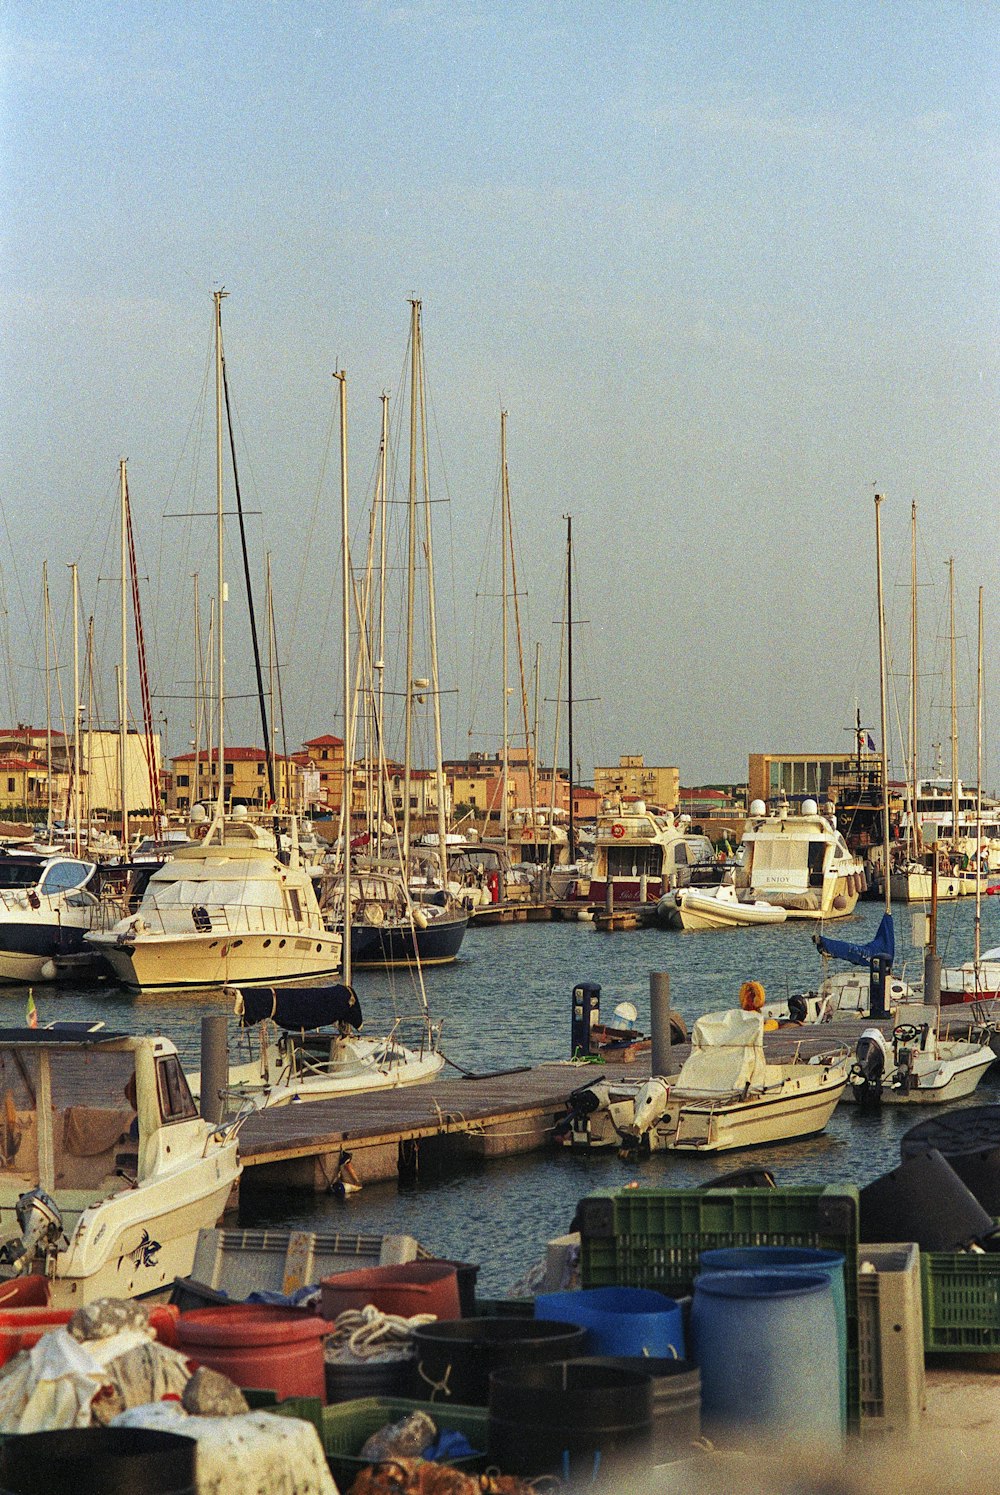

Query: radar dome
[801,798,818,816]
[749,800,766,817]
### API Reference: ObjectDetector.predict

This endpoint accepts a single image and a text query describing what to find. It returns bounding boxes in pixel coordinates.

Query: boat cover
[674,1008,768,1096]
[233,984,363,1031]
[816,911,894,969]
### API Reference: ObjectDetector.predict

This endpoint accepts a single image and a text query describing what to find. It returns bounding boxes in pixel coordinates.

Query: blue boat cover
[815,911,894,969]
[235,984,363,1031]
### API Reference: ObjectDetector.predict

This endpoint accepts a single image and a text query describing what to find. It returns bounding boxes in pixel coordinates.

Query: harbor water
[8,896,1000,1296]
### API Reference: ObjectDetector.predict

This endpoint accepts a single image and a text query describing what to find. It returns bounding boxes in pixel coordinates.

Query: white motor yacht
[86,812,342,991]
[735,798,865,920]
[0,853,102,983]
[0,1026,240,1306]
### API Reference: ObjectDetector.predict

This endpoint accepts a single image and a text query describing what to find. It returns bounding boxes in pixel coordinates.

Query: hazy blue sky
[1,2,996,786]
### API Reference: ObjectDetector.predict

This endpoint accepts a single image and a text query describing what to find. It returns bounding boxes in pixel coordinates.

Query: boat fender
[739,980,766,1012]
[833,894,848,910]
[412,907,429,930]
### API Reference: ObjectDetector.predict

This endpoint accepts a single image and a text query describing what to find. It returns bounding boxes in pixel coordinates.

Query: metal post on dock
[605,878,614,915]
[200,1013,228,1123]
[650,971,672,1077]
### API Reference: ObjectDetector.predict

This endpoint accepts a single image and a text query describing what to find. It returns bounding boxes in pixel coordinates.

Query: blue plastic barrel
[534,1286,685,1359]
[699,1245,847,1428]
[692,1270,841,1449]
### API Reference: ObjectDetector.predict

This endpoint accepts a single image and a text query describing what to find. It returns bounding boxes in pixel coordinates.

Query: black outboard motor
[851,1027,888,1105]
[787,993,808,1024]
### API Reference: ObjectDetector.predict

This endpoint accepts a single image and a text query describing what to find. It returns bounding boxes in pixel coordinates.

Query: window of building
[225,764,233,776]
[177,775,189,788]
[5,779,13,794]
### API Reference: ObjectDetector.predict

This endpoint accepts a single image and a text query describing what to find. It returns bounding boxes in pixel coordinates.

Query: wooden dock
[236,1006,998,1192]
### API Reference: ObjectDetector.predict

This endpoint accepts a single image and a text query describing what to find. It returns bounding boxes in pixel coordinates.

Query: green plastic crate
[578,1185,860,1427]
[921,1250,1000,1351]
[318,1395,487,1484]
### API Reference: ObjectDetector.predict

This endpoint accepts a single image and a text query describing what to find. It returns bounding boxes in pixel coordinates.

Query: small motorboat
[623,1008,849,1153]
[762,968,919,1025]
[848,1003,995,1106]
[0,1026,240,1307]
[670,882,788,931]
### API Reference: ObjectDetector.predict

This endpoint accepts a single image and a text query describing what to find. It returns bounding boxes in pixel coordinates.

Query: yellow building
[169,748,300,814]
[593,755,679,811]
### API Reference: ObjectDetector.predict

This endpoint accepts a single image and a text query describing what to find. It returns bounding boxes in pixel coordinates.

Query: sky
[1,1,997,788]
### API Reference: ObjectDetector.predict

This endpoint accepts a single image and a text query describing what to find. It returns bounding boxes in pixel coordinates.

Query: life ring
[611,823,626,840]
[739,979,766,1011]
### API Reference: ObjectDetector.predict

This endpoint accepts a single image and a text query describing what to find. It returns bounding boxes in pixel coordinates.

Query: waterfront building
[594,755,679,811]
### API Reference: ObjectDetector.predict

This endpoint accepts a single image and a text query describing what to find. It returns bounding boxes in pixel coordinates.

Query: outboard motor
[0,1189,64,1274]
[850,1027,888,1105]
[787,992,808,1024]
[631,1076,671,1138]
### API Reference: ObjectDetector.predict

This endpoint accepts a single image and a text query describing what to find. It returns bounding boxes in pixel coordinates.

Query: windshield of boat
[39,861,93,894]
[0,861,44,890]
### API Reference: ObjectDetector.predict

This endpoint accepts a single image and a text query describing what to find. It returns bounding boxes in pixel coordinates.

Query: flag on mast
[26,991,37,1029]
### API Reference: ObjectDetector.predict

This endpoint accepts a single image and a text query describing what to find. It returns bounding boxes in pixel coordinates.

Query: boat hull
[675,890,787,931]
[648,1069,847,1152]
[88,929,342,991]
[856,1048,994,1105]
[350,912,468,968]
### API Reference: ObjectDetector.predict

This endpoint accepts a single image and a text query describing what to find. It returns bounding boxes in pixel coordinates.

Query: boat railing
[90,901,325,939]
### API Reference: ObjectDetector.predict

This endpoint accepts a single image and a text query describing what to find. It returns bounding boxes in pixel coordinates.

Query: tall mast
[949,556,958,847]
[500,410,509,847]
[416,310,450,875]
[207,289,228,841]
[119,458,129,848]
[908,500,918,860]
[192,572,203,812]
[975,586,984,974]
[566,513,575,860]
[42,563,52,830]
[874,494,891,916]
[376,393,389,860]
[402,302,419,863]
[334,370,351,986]
[70,562,81,856]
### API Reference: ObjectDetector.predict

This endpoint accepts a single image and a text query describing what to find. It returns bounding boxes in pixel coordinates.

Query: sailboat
[87,293,341,991]
[215,366,445,1111]
[329,302,467,965]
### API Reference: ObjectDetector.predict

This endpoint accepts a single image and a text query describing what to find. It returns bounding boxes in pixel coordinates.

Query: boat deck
[236,1006,998,1191]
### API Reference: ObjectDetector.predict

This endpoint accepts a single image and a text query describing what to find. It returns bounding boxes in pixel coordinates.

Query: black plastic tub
[410,1316,588,1405]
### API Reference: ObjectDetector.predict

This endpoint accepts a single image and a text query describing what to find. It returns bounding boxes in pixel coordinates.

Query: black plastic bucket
[325,1353,414,1404]
[0,1427,197,1495]
[569,1356,701,1461]
[860,1148,995,1250]
[487,1360,652,1480]
[410,1316,588,1405]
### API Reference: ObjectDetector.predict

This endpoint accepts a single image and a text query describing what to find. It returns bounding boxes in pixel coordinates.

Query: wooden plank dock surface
[236,1004,999,1190]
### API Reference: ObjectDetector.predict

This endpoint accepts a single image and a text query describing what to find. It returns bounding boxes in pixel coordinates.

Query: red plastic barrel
[319,1261,461,1322]
[174,1305,328,1399]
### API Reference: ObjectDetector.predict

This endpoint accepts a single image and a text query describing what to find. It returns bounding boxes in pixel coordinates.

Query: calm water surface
[10,897,1000,1294]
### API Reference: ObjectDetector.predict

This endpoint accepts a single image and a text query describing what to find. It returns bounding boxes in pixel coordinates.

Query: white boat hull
[675,888,787,931]
[210,1040,446,1112]
[89,928,342,991]
[647,1066,847,1152]
[863,1046,994,1105]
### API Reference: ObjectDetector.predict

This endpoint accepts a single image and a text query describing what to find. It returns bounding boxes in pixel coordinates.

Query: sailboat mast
[402,301,419,863]
[566,513,575,860]
[415,314,450,873]
[70,562,81,856]
[119,458,129,849]
[334,370,352,986]
[949,556,958,848]
[208,289,228,840]
[500,410,509,847]
[975,586,983,973]
[376,393,389,860]
[192,572,203,812]
[43,563,52,831]
[909,500,918,861]
[874,494,891,916]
